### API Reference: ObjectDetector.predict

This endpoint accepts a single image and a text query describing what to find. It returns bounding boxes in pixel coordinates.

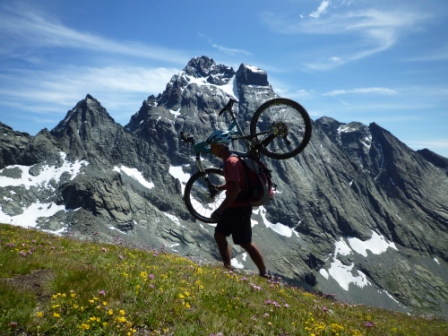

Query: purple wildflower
[99,290,106,296]
[365,321,374,328]
[250,283,261,291]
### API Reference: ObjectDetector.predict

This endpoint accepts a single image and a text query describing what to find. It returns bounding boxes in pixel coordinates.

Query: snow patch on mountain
[322,258,371,291]
[0,201,65,229]
[168,165,191,194]
[320,231,397,291]
[254,207,300,239]
[184,73,237,99]
[113,165,154,189]
[0,152,88,190]
[347,231,397,257]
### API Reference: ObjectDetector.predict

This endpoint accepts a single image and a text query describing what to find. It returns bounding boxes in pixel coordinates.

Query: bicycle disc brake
[272,122,292,146]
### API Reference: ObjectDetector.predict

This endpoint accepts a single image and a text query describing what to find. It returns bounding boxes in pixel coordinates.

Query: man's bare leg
[240,242,267,274]
[214,232,232,268]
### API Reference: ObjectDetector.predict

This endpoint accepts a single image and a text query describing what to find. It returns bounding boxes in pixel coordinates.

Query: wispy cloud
[0,66,178,125]
[261,4,429,70]
[0,3,189,65]
[324,87,397,96]
[310,0,331,18]
[198,33,252,56]
[212,44,252,56]
[406,139,448,152]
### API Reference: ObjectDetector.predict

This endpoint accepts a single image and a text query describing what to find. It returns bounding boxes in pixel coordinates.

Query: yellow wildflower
[53,312,60,318]
[79,323,90,330]
[36,312,43,318]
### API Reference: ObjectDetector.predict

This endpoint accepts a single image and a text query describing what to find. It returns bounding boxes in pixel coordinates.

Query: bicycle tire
[249,98,312,160]
[184,168,226,223]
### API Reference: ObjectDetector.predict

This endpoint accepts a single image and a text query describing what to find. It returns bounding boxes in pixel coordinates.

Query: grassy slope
[0,224,447,336]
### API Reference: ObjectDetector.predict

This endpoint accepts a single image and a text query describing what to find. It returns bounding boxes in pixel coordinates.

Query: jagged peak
[183,56,217,78]
[51,95,115,136]
[235,63,269,86]
[417,148,448,168]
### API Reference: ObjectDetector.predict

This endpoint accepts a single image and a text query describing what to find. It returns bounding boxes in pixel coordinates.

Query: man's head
[207,130,232,159]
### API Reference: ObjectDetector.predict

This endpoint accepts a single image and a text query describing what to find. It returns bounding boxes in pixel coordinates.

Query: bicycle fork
[195,153,219,198]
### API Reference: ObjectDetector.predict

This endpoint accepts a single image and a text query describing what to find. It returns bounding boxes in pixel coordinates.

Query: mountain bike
[180,98,312,223]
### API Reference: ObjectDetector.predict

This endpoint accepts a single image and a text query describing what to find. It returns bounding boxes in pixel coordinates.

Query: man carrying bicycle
[207,130,270,278]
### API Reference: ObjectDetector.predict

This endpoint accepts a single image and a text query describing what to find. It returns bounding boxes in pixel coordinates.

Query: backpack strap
[229,154,251,202]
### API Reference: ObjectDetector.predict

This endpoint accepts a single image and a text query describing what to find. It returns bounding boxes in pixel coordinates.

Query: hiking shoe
[259,269,271,278]
[224,265,237,272]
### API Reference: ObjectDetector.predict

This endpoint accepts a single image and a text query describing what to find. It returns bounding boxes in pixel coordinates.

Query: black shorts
[215,205,252,245]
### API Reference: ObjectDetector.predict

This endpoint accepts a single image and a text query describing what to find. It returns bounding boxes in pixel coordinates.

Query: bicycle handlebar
[218,98,237,116]
[180,131,195,144]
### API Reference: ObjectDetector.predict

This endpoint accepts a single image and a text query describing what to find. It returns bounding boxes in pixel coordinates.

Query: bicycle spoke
[250,98,312,160]
[184,169,226,223]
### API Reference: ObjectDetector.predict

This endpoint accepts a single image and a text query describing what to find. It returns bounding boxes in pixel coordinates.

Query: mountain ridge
[0,56,447,318]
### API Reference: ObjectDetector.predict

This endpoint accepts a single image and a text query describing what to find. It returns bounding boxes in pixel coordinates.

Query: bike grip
[218,99,235,116]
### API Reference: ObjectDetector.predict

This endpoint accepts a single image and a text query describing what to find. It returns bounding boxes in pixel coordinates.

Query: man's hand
[211,208,223,222]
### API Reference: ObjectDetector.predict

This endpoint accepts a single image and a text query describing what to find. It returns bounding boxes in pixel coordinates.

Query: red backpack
[234,155,274,206]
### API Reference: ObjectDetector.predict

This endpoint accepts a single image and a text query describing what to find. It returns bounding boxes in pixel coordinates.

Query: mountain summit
[1,56,447,318]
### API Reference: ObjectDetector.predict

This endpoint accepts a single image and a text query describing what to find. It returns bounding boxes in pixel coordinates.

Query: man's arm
[218,180,240,210]
[211,180,240,221]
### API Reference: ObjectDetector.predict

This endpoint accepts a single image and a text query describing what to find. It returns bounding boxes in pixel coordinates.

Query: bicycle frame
[181,100,249,172]
[181,99,278,177]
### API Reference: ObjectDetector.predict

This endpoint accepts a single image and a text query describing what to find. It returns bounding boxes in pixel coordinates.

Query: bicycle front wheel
[184,168,226,223]
[250,98,312,160]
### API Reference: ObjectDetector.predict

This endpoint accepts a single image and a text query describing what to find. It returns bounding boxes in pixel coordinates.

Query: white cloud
[0,65,179,129]
[262,5,428,70]
[0,4,189,65]
[324,87,397,96]
[212,43,252,56]
[406,139,448,151]
[295,89,316,99]
[310,0,331,18]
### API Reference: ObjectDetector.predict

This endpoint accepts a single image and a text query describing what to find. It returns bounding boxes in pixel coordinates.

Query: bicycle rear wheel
[250,98,312,160]
[184,168,226,223]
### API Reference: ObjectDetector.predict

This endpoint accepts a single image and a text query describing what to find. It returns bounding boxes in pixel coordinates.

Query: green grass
[0,224,447,336]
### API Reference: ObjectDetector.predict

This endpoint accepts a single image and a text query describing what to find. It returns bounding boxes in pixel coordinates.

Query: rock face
[1,56,447,318]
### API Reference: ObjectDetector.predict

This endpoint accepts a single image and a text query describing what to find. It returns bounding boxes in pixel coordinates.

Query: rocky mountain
[1,56,447,318]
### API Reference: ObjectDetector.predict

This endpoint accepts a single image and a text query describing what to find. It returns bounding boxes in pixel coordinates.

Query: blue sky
[1,0,447,157]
